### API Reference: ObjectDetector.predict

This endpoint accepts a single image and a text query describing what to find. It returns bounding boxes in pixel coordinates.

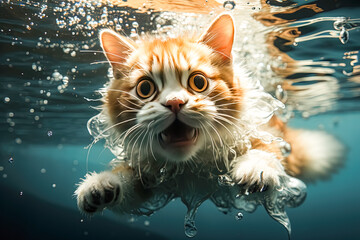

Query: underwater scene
[1,0,360,239]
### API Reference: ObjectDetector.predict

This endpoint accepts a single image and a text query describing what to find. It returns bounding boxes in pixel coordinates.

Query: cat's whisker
[127,128,144,164]
[107,88,145,104]
[85,136,100,173]
[116,97,143,109]
[117,99,140,111]
[122,97,143,108]
[206,90,226,102]
[206,121,224,147]
[204,122,223,172]
[80,49,127,60]
[206,86,239,100]
[139,120,154,160]
[212,118,236,141]
[185,110,205,118]
[203,82,221,98]
[199,122,218,161]
[149,130,159,162]
[116,109,139,118]
[214,115,238,130]
[137,122,153,182]
[123,128,142,168]
[90,61,112,65]
[216,102,242,107]
[98,118,137,137]
[215,112,241,123]
[214,115,246,136]
[131,122,153,184]
[216,108,243,114]
[212,95,242,104]
[120,123,143,146]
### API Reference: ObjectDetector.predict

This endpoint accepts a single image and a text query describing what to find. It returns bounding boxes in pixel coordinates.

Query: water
[1,0,360,239]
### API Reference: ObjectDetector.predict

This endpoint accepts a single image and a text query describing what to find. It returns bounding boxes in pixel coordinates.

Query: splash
[123,170,307,238]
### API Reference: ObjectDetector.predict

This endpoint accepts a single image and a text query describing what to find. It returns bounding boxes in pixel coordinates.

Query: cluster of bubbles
[50,70,69,93]
[51,0,147,38]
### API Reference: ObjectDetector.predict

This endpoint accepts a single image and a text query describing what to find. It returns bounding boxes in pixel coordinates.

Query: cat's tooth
[187,128,196,139]
[161,132,168,142]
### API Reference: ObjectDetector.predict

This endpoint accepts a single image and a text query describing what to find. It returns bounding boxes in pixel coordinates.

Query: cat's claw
[231,150,285,195]
[238,180,269,195]
[75,172,122,213]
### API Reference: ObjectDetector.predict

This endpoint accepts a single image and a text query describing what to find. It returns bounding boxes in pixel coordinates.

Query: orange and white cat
[75,14,345,214]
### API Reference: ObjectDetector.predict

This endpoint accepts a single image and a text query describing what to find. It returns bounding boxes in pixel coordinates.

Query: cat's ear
[100,29,136,72]
[199,14,234,61]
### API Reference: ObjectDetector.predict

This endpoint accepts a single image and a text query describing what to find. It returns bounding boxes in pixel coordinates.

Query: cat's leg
[75,166,146,214]
[230,149,286,193]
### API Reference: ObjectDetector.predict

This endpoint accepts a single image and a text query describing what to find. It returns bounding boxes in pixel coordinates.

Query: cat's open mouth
[159,119,199,149]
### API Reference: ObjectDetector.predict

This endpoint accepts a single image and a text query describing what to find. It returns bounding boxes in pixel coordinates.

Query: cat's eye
[136,78,155,98]
[188,73,208,93]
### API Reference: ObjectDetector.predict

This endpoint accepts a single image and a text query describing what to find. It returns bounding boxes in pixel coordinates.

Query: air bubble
[302,112,310,118]
[52,70,63,81]
[132,22,139,28]
[235,212,243,220]
[4,97,10,103]
[275,85,288,103]
[160,167,166,176]
[339,27,349,44]
[223,1,236,10]
[52,183,56,188]
[279,141,292,157]
[8,157,14,164]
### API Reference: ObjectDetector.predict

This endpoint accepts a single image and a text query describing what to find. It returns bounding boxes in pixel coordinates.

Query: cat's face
[101,14,242,163]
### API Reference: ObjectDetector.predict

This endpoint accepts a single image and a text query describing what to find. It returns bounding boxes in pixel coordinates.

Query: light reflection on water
[1,0,360,239]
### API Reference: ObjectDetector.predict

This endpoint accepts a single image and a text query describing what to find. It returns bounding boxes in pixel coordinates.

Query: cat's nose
[165,98,185,114]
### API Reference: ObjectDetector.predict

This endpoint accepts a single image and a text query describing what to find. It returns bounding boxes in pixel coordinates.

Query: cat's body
[76,14,345,215]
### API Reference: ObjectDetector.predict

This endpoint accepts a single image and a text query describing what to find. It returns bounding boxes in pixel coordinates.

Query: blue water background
[1,1,360,239]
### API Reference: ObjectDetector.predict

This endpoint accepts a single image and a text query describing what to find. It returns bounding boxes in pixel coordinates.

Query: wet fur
[76,14,345,214]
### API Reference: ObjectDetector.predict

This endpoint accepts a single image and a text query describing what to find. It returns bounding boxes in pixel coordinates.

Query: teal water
[1,0,360,239]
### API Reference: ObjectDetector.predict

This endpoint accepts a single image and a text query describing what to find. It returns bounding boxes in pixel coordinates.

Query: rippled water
[1,0,360,239]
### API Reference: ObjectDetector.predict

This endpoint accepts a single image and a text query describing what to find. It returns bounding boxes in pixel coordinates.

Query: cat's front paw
[231,150,285,194]
[75,171,121,213]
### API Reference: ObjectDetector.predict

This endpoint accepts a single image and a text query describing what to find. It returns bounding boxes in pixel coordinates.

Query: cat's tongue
[160,120,198,148]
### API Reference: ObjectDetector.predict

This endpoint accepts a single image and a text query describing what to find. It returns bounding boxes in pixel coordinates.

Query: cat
[75,14,345,214]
